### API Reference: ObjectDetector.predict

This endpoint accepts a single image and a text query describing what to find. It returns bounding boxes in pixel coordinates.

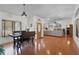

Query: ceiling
[0,4,77,19]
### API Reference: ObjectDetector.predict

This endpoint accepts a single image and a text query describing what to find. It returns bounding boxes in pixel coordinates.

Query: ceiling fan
[21,4,27,16]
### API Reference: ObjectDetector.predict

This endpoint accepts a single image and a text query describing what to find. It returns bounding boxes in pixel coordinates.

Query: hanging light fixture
[21,4,27,16]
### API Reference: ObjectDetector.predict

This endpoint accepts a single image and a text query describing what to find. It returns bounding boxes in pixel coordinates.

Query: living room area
[0,4,79,55]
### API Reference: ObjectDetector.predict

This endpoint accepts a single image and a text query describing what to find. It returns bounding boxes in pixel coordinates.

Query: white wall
[72,5,79,48]
[73,15,79,48]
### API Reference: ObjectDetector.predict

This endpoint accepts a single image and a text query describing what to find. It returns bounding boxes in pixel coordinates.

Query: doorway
[37,22,42,39]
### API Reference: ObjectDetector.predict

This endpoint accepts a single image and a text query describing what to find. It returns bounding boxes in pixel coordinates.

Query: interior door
[37,23,42,39]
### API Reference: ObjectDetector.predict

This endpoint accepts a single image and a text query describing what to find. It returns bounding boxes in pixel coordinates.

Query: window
[2,20,22,37]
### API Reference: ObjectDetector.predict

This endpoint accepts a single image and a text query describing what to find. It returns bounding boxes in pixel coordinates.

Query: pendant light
[21,4,27,16]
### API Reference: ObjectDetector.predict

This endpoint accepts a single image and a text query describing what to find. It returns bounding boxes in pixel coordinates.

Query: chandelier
[21,4,27,16]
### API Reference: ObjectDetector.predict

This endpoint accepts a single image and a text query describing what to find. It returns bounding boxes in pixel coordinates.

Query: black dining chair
[10,31,35,54]
[9,31,22,54]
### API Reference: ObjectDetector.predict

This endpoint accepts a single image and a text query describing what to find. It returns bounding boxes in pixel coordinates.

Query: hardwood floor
[3,35,79,55]
[36,36,77,55]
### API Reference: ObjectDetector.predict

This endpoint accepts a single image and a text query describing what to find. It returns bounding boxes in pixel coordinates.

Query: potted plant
[0,45,5,55]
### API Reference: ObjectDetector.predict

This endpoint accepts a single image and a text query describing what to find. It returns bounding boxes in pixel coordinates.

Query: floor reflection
[3,35,79,55]
[46,49,50,55]
[58,51,62,55]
